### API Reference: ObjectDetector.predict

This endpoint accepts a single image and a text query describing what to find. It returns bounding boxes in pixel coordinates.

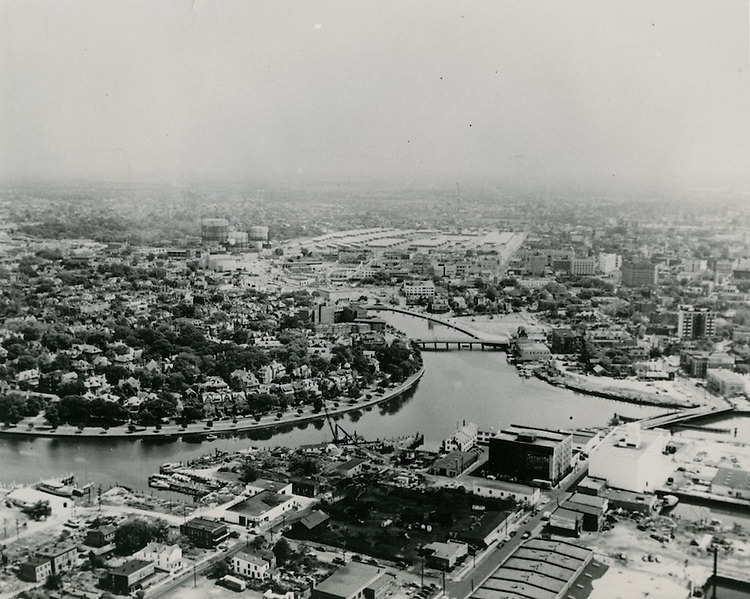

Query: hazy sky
[1,0,749,193]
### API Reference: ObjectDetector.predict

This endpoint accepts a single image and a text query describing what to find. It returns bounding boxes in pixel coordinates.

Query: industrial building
[488,425,572,486]
[588,424,670,493]
[706,369,746,397]
[470,539,596,599]
[711,468,750,500]
[201,218,230,246]
[312,562,394,599]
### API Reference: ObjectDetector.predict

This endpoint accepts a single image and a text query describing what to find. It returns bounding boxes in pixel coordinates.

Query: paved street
[445,465,589,599]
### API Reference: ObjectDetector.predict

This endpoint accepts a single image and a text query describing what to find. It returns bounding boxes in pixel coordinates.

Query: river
[0,313,679,490]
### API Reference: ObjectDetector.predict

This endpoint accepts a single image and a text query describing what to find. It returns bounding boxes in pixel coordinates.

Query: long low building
[312,562,395,599]
[471,539,600,599]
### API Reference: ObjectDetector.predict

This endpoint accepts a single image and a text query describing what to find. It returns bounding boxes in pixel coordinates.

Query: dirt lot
[578,515,750,598]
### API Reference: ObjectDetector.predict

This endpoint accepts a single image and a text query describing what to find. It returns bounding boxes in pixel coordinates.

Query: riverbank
[534,369,701,409]
[0,366,425,440]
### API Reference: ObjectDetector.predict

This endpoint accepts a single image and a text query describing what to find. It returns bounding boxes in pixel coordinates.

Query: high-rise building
[570,257,597,276]
[487,425,572,485]
[676,305,716,339]
[621,259,658,287]
[598,253,622,274]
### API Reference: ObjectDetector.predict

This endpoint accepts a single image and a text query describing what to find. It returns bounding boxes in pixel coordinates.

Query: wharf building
[487,425,572,486]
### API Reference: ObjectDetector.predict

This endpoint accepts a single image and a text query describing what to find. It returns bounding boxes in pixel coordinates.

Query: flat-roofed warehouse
[470,539,601,599]
[312,562,395,599]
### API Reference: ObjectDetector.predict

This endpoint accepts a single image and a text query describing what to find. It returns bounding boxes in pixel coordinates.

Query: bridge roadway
[639,404,735,429]
[412,339,508,351]
[366,305,510,345]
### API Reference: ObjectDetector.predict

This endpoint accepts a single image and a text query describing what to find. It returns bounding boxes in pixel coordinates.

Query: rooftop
[110,559,153,576]
[314,562,383,598]
[712,468,750,491]
[228,490,294,517]
[183,517,227,533]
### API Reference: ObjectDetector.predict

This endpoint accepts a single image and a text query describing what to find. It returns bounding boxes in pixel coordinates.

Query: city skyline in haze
[2,0,749,196]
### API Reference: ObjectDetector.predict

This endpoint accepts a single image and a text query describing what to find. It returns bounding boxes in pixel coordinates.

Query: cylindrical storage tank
[227,231,249,249]
[201,218,229,246]
[249,225,269,242]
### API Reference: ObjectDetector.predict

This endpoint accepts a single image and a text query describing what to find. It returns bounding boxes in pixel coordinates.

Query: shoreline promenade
[0,367,425,441]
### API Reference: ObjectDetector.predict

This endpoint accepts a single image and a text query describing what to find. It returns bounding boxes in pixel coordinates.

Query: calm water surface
[0,313,681,490]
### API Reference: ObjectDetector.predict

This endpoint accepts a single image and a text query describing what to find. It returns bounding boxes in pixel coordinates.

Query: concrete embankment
[0,366,425,441]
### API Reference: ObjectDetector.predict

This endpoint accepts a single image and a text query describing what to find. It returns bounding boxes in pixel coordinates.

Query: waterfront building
[706,369,746,397]
[312,562,393,599]
[676,305,716,339]
[588,424,670,493]
[514,340,552,363]
[488,425,572,485]
[680,350,735,378]
[621,259,658,287]
[179,517,229,548]
[222,490,298,527]
[441,421,479,453]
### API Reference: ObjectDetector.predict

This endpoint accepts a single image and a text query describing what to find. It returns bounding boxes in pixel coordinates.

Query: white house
[231,551,273,579]
[132,543,182,573]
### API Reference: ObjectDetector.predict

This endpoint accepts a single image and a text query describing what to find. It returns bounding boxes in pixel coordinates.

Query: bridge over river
[366,305,510,350]
[639,404,736,429]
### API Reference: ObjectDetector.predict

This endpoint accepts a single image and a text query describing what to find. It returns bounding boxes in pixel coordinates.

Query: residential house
[231,550,274,579]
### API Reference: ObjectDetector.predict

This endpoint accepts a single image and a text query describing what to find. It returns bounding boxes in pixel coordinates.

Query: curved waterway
[0,313,668,490]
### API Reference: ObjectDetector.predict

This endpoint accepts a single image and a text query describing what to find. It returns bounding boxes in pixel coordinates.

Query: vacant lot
[290,483,514,563]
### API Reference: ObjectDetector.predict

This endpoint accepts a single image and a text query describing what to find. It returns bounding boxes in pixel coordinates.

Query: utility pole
[712,546,718,599]
[193,564,197,588]
[421,557,424,588]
